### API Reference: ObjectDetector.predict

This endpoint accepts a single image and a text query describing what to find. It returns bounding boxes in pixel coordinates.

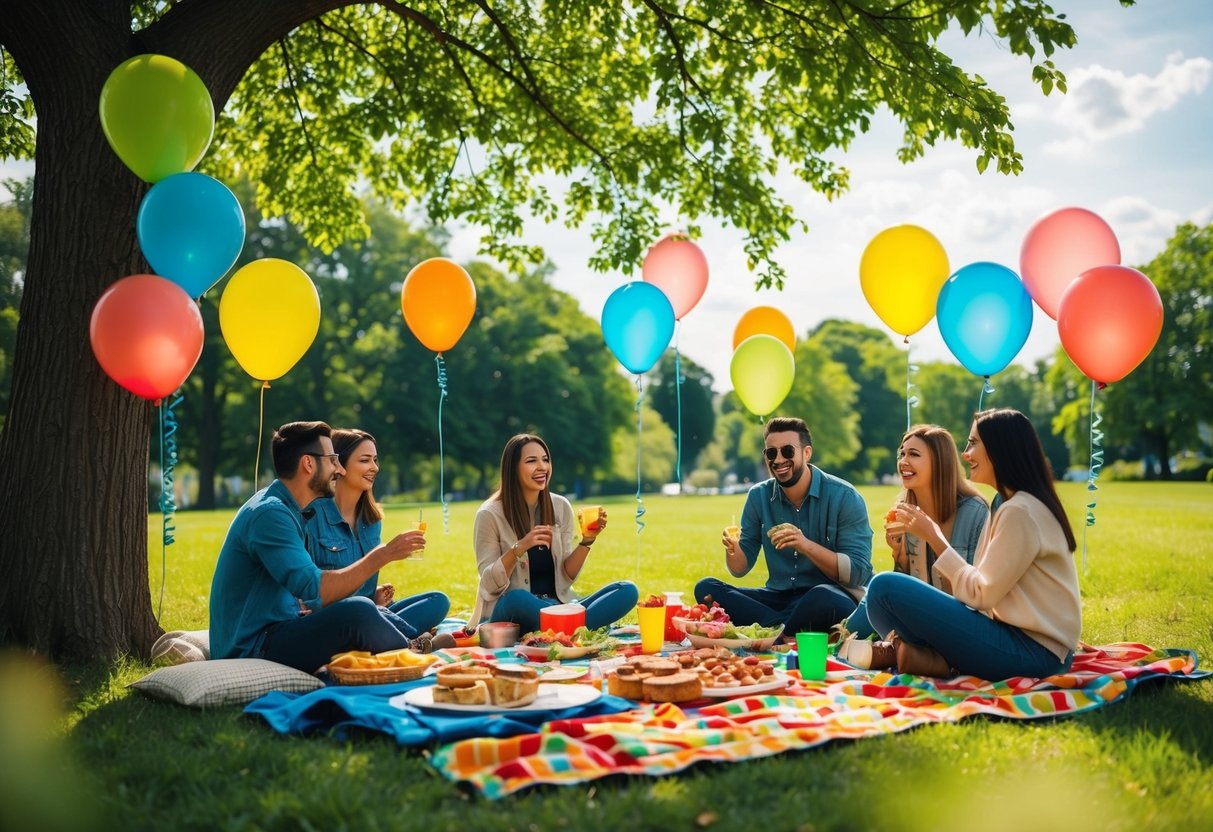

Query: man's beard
[771,461,805,489]
[309,466,335,498]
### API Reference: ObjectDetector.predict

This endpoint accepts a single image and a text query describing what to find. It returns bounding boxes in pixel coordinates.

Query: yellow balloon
[732,306,796,352]
[219,258,320,381]
[859,225,949,337]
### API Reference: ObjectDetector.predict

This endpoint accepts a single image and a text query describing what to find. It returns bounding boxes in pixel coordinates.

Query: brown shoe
[837,634,896,670]
[893,636,951,677]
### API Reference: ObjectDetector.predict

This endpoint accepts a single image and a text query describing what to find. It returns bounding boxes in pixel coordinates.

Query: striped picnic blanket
[432,642,1208,798]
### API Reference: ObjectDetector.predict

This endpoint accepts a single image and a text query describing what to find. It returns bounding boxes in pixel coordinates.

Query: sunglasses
[764,445,798,462]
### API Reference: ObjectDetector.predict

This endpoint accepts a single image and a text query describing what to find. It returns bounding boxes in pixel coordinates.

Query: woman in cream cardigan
[864,408,1081,679]
[469,433,638,633]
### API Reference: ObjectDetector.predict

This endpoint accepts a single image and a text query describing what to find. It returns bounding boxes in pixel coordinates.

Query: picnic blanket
[432,642,1208,798]
[245,642,1207,799]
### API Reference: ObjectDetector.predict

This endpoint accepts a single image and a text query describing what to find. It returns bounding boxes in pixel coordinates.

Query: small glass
[409,517,426,561]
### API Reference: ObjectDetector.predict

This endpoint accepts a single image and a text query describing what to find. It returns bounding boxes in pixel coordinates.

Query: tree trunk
[0,8,159,659]
[1158,434,1173,481]
[0,0,360,660]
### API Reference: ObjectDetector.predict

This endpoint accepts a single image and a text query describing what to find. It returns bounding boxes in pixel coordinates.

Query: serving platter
[392,682,601,713]
[700,671,792,698]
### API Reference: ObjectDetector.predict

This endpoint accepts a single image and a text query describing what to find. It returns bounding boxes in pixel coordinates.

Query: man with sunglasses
[210,421,427,673]
[694,416,873,637]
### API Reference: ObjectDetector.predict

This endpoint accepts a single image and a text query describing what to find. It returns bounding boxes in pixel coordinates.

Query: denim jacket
[302,497,382,604]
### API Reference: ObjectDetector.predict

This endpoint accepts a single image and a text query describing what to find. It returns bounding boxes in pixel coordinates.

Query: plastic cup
[578,506,602,538]
[539,603,586,637]
[724,525,740,542]
[637,603,666,653]
[796,631,828,681]
[663,591,686,642]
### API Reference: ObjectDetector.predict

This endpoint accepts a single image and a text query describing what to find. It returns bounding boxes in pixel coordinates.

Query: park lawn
[18,483,1213,831]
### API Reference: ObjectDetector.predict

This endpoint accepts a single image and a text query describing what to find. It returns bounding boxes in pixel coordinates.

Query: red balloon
[1057,265,1163,384]
[90,274,204,401]
[1020,207,1120,320]
[641,233,709,320]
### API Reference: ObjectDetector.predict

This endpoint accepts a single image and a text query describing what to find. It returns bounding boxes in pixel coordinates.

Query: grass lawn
[7,483,1213,831]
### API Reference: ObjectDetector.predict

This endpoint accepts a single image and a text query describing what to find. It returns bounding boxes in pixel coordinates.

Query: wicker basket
[327,663,429,685]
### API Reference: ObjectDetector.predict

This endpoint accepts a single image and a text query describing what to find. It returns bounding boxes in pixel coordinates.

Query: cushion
[129,659,323,708]
[151,629,211,665]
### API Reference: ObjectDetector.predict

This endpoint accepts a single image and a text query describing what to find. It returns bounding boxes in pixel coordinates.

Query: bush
[1103,459,1143,482]
[1173,456,1213,482]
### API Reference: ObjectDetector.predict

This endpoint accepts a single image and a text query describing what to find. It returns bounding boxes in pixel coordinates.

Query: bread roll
[491,665,539,708]
[643,672,703,703]
[435,664,492,689]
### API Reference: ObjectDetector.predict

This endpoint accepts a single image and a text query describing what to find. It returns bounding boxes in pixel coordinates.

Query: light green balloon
[730,334,795,417]
[99,54,215,183]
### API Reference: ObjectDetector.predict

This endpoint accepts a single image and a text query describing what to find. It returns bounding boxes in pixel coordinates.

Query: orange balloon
[732,306,796,352]
[90,274,204,401]
[1057,265,1163,384]
[400,257,477,352]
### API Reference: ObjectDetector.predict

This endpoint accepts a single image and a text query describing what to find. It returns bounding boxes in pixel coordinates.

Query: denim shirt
[208,480,323,660]
[736,466,874,600]
[302,497,382,605]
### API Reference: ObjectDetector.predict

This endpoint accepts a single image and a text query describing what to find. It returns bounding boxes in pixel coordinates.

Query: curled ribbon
[157,391,184,623]
[435,354,451,534]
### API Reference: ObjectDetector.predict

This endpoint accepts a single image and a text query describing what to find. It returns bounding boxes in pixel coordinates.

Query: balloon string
[634,374,646,583]
[674,323,683,493]
[157,391,183,625]
[978,376,995,411]
[1082,379,1105,573]
[905,342,919,431]
[435,353,451,534]
[254,380,269,492]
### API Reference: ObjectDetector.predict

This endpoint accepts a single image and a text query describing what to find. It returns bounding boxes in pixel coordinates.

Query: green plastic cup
[796,631,828,681]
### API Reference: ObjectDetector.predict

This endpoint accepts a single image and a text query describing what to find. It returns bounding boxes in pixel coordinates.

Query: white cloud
[1046,52,1211,152]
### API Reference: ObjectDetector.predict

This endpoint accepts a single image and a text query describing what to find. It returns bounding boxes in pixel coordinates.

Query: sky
[443,0,1213,390]
[4,2,1211,394]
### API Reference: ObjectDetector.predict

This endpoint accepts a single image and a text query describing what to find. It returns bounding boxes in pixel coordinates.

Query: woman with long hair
[304,428,452,650]
[864,409,1081,679]
[470,433,638,633]
[838,425,988,666]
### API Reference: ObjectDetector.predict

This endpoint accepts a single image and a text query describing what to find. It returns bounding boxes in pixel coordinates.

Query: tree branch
[277,37,320,168]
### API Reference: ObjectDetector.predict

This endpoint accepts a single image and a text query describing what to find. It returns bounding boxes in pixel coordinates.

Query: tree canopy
[0,0,1117,659]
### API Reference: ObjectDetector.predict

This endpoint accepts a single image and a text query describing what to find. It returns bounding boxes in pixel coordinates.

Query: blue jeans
[865,572,1072,679]
[694,577,857,636]
[845,597,877,639]
[258,596,411,673]
[382,590,451,639]
[491,581,639,632]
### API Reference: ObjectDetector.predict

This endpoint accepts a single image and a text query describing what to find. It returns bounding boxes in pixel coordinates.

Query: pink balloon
[90,274,205,401]
[641,234,709,319]
[1020,207,1120,320]
[1057,265,1163,385]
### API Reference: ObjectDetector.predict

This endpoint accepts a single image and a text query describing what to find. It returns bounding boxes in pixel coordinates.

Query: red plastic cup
[539,603,586,636]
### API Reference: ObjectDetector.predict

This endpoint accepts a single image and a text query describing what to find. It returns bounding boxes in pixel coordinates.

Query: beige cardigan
[467,494,580,628]
[934,491,1082,661]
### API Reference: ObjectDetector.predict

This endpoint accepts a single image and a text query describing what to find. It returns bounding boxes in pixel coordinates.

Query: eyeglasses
[764,445,798,461]
[307,452,340,464]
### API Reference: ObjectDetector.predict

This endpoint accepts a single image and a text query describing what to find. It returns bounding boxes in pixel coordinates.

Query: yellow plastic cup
[796,631,828,681]
[637,604,666,654]
[578,506,602,538]
[724,525,740,542]
[410,520,427,559]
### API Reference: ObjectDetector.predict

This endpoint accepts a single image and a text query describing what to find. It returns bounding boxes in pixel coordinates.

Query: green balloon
[730,334,795,417]
[99,54,214,183]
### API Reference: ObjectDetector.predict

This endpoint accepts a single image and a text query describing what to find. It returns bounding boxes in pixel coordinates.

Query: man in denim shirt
[209,421,426,673]
[695,417,873,635]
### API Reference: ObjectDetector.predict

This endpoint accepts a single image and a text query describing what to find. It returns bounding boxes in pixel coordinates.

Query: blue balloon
[137,172,245,298]
[936,262,1033,376]
[601,282,675,373]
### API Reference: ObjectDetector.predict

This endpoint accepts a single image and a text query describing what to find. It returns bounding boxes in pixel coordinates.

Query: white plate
[700,672,792,698]
[532,664,589,682]
[515,644,598,660]
[392,682,601,714]
[685,632,753,649]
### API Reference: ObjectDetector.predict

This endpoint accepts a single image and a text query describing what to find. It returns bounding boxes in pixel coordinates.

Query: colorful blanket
[431,643,1209,798]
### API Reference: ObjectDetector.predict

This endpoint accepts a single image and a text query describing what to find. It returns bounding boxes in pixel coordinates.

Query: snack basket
[327,664,429,685]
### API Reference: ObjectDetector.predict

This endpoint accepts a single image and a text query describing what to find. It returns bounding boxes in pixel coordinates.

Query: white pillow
[151,629,211,665]
[129,659,323,708]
